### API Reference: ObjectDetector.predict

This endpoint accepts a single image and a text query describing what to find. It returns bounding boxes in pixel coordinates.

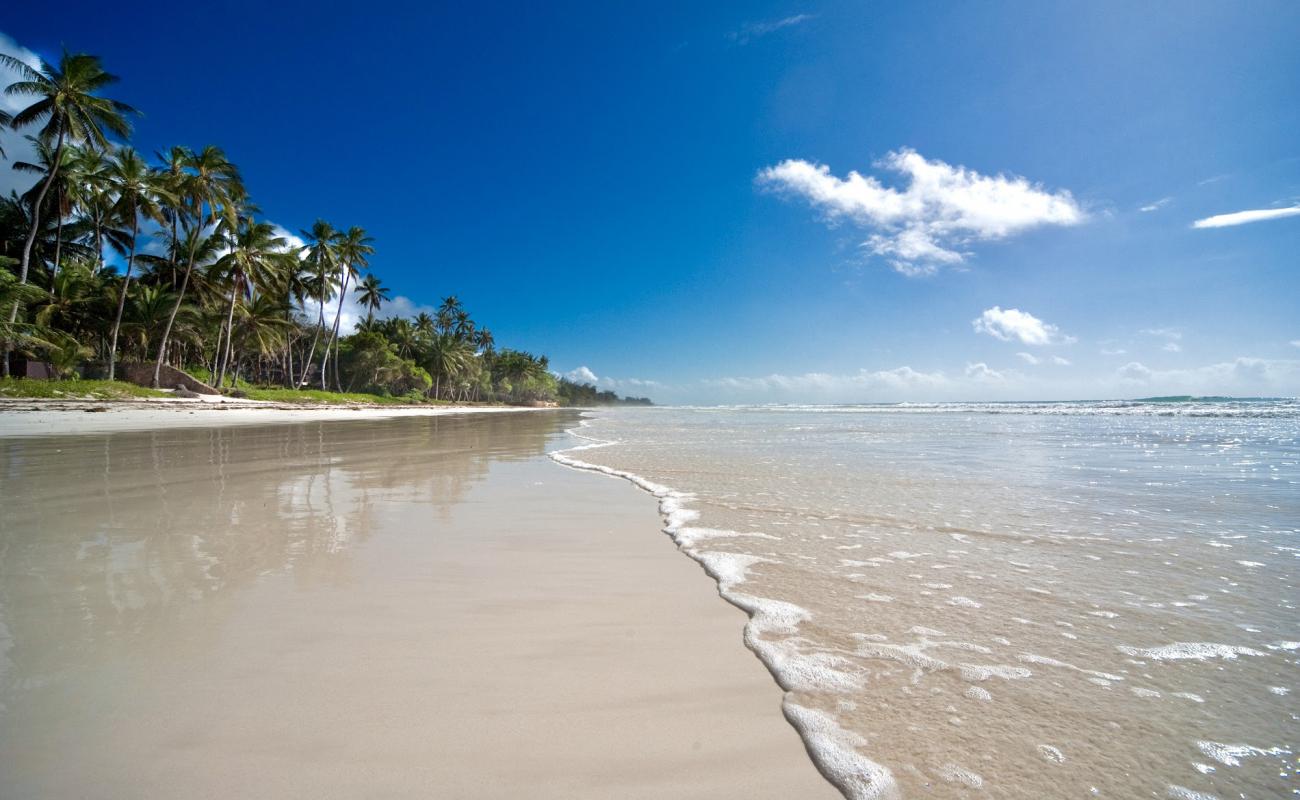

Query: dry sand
[0,411,838,798]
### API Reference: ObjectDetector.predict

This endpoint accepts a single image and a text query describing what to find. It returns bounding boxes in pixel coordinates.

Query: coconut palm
[105,147,172,380]
[212,218,293,387]
[295,219,338,386]
[0,50,136,345]
[355,273,389,325]
[63,145,116,275]
[150,145,242,387]
[320,225,373,390]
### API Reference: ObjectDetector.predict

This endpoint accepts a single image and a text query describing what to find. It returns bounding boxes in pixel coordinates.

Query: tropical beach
[3,4,1299,800]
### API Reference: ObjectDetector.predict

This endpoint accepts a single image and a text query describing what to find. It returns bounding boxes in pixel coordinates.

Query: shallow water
[557,402,1300,799]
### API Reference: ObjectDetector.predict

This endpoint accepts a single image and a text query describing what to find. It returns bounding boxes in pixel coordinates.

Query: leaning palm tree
[105,147,171,380]
[320,225,373,390]
[0,50,136,346]
[212,218,294,387]
[12,136,76,281]
[354,273,389,325]
[294,219,338,386]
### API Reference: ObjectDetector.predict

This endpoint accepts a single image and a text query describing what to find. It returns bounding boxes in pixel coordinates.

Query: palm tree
[436,295,460,334]
[424,333,473,401]
[12,136,76,281]
[212,218,293,387]
[295,219,338,387]
[63,145,115,275]
[150,145,242,387]
[355,273,389,325]
[413,311,435,336]
[106,148,171,380]
[0,50,136,359]
[321,225,373,390]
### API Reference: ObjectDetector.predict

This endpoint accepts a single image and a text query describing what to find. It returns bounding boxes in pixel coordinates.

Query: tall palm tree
[0,50,136,347]
[355,273,389,325]
[436,295,460,335]
[150,145,242,387]
[320,225,373,390]
[12,136,76,281]
[105,147,171,380]
[295,219,338,387]
[212,218,293,387]
[63,145,115,275]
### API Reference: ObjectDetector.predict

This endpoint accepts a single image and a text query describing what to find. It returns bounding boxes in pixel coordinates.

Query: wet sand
[0,411,837,798]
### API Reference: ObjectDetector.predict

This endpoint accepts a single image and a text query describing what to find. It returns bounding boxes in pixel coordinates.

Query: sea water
[553,400,1299,799]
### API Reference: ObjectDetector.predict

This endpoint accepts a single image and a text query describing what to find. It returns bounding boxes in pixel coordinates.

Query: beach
[0,408,837,798]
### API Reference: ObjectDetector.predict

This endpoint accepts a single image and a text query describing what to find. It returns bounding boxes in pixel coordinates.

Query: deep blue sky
[3,1,1298,401]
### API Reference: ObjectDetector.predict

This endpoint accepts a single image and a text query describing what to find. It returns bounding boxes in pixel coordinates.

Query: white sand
[0,412,838,798]
[0,398,545,438]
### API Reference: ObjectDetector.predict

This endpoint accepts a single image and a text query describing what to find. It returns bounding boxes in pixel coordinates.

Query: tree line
[0,49,648,406]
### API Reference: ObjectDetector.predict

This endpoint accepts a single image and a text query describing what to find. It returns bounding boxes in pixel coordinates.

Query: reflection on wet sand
[0,411,576,713]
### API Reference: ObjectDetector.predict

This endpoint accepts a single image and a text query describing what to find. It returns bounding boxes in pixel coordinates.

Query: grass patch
[241,387,441,405]
[0,377,168,400]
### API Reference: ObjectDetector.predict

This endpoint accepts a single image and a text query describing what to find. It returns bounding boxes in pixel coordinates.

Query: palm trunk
[320,266,352,391]
[51,187,65,284]
[106,206,140,382]
[3,130,65,377]
[216,281,239,388]
[152,236,200,388]
[298,301,325,387]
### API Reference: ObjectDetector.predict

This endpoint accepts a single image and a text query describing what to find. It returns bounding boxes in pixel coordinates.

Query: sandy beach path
[0,411,837,799]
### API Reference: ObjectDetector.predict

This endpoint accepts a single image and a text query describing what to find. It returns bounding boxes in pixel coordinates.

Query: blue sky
[3,2,1298,402]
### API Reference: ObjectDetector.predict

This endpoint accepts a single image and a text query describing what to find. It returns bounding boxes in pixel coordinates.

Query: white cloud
[964,362,1005,382]
[973,306,1073,346]
[560,365,664,396]
[1117,362,1154,383]
[563,366,600,384]
[1115,357,1300,392]
[1016,352,1040,365]
[1291,340,1300,349]
[703,366,949,397]
[1162,341,1182,353]
[0,31,44,198]
[1141,327,1182,340]
[1139,197,1172,212]
[1051,355,1071,366]
[1192,205,1300,229]
[757,148,1085,275]
[1100,348,1127,356]
[728,14,814,44]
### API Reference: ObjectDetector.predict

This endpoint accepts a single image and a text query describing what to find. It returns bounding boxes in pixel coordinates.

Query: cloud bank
[757,149,1085,275]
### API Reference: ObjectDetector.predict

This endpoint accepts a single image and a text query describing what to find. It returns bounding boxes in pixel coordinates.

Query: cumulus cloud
[1117,362,1154,382]
[1051,355,1071,366]
[1016,352,1040,365]
[1162,342,1182,353]
[560,365,664,396]
[757,148,1085,275]
[1192,206,1300,229]
[563,366,600,384]
[1139,197,1172,212]
[964,362,1005,382]
[728,14,814,45]
[973,307,1073,346]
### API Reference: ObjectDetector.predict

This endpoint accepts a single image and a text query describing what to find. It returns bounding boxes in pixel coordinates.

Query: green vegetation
[0,48,651,408]
[0,377,165,400]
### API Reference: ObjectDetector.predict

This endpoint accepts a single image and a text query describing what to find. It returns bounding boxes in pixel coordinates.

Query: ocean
[552,400,1299,799]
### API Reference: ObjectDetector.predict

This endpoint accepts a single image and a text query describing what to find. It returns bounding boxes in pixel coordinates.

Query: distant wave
[662,398,1299,418]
